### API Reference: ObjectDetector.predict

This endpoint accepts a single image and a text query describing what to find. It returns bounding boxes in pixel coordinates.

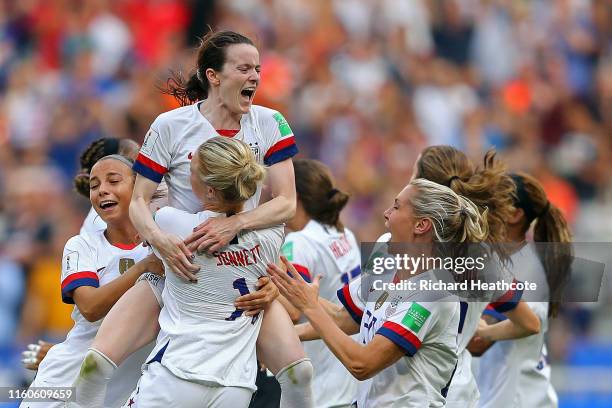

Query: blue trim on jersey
[133,161,163,183]
[458,302,468,333]
[377,327,418,356]
[264,144,298,166]
[337,287,362,325]
[61,279,100,304]
[146,340,169,364]
[491,287,523,313]
[483,308,508,321]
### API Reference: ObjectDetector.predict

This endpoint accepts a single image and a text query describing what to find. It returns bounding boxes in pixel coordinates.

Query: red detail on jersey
[136,153,168,174]
[61,272,99,289]
[264,136,296,159]
[214,244,262,267]
[341,284,363,317]
[381,321,422,350]
[111,242,140,250]
[128,398,135,407]
[292,263,312,281]
[216,129,240,137]
[188,152,193,160]
[330,235,352,259]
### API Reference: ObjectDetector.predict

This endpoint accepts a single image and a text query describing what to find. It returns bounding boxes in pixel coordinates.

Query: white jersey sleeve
[281,232,317,282]
[60,235,99,304]
[133,116,173,184]
[377,302,439,356]
[337,276,366,324]
[256,107,298,166]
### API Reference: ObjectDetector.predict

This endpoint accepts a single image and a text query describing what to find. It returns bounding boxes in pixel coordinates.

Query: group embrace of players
[19,30,571,408]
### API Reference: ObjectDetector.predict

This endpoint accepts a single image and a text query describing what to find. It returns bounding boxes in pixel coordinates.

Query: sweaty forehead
[224,43,260,65]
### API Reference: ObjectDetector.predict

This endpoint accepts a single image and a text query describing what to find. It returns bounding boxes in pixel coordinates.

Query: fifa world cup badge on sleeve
[281,241,294,261]
[401,303,431,333]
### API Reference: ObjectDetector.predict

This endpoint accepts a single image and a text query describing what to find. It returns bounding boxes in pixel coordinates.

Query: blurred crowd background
[0,0,610,406]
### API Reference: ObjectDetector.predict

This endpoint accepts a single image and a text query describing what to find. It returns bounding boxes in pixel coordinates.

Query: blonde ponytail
[195,137,266,203]
[408,178,489,244]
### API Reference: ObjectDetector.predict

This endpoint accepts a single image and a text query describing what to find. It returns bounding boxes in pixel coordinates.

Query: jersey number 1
[226,278,259,324]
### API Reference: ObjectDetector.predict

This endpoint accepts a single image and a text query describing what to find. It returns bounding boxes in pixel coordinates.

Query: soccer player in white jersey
[408,146,541,408]
[275,159,360,407]
[473,173,570,408]
[19,156,164,408]
[271,179,492,408]
[121,137,287,407]
[73,30,313,408]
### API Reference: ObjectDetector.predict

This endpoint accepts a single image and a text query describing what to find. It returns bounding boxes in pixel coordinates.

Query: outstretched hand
[267,256,321,312]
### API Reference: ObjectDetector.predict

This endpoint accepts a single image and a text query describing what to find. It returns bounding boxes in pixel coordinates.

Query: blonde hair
[195,137,266,203]
[408,178,489,243]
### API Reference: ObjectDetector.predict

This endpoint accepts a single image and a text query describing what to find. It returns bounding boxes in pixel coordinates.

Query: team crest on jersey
[119,258,135,275]
[375,291,389,310]
[385,295,402,317]
[247,141,261,162]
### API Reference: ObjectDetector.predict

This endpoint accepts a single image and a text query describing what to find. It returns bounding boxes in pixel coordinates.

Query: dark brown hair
[512,172,572,317]
[294,159,349,231]
[162,30,255,106]
[415,146,516,260]
[73,138,139,197]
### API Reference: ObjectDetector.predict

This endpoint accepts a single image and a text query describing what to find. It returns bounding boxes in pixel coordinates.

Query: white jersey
[282,220,360,407]
[30,229,152,406]
[133,103,298,213]
[447,257,523,408]
[80,207,106,234]
[338,271,460,408]
[477,244,558,408]
[148,207,284,391]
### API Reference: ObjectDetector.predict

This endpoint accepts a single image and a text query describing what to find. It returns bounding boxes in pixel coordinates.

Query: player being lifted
[20,155,164,408]
[473,172,570,408]
[271,179,487,407]
[72,30,313,408]
[272,159,360,408]
[114,137,286,407]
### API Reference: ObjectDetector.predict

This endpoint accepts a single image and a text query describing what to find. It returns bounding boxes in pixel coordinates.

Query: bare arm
[268,258,403,380]
[72,255,163,322]
[296,303,359,341]
[185,159,296,253]
[130,175,199,280]
[476,302,540,342]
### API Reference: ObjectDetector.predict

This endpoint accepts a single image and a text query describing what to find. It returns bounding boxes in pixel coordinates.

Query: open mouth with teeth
[99,200,118,211]
[240,88,255,102]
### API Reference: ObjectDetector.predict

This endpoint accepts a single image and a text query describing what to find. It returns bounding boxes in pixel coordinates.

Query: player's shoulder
[154,207,201,234]
[248,105,289,128]
[243,224,285,247]
[64,230,101,253]
[151,104,197,130]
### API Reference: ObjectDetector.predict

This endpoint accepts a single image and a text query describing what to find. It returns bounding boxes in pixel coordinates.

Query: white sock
[275,358,313,408]
[72,348,117,408]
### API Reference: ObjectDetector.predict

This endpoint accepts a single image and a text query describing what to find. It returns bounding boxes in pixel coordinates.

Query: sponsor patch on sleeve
[401,303,431,333]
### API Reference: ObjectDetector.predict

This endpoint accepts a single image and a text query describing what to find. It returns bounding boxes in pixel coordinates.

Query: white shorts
[123,362,253,408]
[137,273,165,307]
